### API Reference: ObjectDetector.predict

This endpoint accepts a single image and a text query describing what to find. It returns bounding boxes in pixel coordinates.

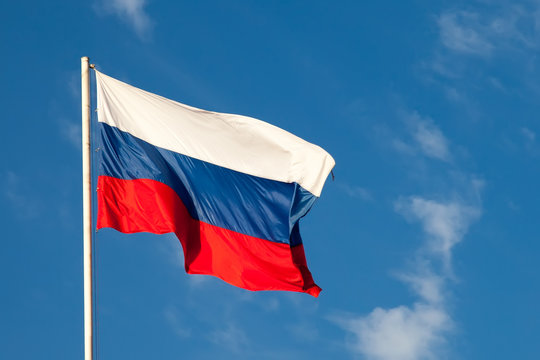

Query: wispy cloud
[59,119,81,150]
[438,12,493,56]
[487,76,506,92]
[519,126,539,154]
[437,5,540,57]
[261,297,280,312]
[208,323,249,353]
[337,303,450,360]
[393,112,451,162]
[397,271,444,305]
[395,197,481,271]
[67,72,80,99]
[163,305,192,338]
[427,3,540,88]
[3,171,40,219]
[412,120,450,162]
[337,183,373,201]
[286,321,320,343]
[334,192,481,360]
[437,11,493,56]
[333,5,492,359]
[521,127,536,142]
[94,0,153,40]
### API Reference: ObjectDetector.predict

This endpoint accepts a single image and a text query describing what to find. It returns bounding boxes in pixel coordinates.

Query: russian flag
[94,70,335,297]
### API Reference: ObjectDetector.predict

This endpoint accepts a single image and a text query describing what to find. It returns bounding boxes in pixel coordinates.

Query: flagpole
[81,56,93,360]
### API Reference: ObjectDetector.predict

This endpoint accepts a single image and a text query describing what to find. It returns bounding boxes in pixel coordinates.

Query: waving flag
[95,70,335,296]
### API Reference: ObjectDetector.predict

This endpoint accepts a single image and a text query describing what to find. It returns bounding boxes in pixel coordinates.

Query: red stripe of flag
[97,175,321,297]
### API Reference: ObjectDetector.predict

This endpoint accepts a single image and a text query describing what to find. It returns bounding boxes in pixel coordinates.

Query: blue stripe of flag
[97,123,318,245]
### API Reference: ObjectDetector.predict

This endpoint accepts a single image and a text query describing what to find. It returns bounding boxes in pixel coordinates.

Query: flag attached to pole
[94,70,335,297]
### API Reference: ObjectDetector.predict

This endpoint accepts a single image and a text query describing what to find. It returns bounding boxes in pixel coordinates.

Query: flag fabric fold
[95,70,334,297]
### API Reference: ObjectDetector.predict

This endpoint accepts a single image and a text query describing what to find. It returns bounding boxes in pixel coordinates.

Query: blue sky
[1,0,540,359]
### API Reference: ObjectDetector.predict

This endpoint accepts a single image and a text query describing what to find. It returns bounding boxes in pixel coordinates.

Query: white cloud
[425,4,540,106]
[338,304,450,360]
[437,5,540,58]
[398,271,444,305]
[208,323,249,353]
[95,0,153,40]
[396,112,451,161]
[334,6,492,359]
[67,72,80,99]
[287,321,320,343]
[392,138,415,156]
[488,77,506,91]
[338,183,373,201]
[413,120,450,161]
[261,297,280,312]
[186,274,212,287]
[335,194,481,360]
[519,127,538,154]
[428,54,462,79]
[396,197,480,267]
[3,171,40,219]
[60,120,81,150]
[438,12,493,56]
[521,127,536,142]
[163,305,191,338]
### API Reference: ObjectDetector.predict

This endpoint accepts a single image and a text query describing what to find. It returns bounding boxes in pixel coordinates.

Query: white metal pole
[81,56,93,360]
